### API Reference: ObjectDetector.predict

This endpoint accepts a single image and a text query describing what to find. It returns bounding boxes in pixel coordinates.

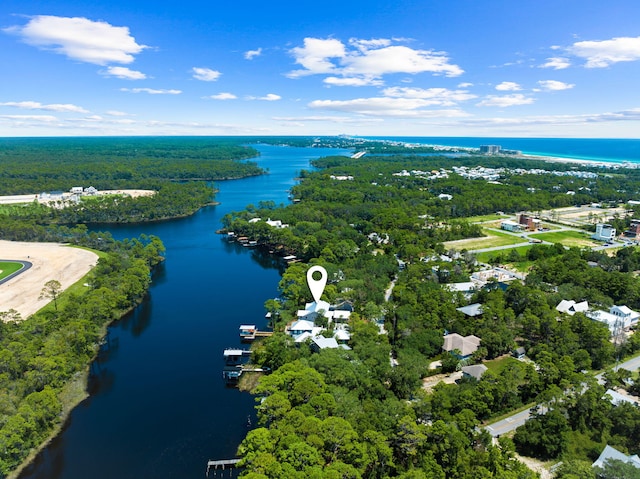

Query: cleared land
[0,240,98,320]
[529,230,599,248]
[443,228,524,250]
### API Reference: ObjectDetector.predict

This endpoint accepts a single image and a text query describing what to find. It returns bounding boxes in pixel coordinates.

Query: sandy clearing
[0,240,98,320]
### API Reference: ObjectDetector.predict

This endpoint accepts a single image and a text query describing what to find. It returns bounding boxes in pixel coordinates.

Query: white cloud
[568,36,640,68]
[103,66,146,80]
[540,57,571,69]
[308,97,469,118]
[262,94,282,101]
[192,67,221,81]
[244,48,262,60]
[382,87,476,105]
[273,115,383,123]
[288,38,346,77]
[458,82,473,88]
[207,93,237,100]
[0,114,58,122]
[537,80,575,91]
[459,108,640,127]
[477,94,534,107]
[120,88,181,94]
[288,37,463,81]
[341,45,463,77]
[348,38,392,51]
[0,101,88,113]
[105,110,130,116]
[4,15,147,65]
[495,81,522,91]
[323,76,383,87]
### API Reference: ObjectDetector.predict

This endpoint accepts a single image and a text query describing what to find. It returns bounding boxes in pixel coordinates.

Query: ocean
[361,136,640,165]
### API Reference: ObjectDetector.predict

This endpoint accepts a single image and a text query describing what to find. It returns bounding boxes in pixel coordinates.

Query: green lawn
[484,356,521,374]
[0,261,24,280]
[465,214,507,223]
[529,230,598,248]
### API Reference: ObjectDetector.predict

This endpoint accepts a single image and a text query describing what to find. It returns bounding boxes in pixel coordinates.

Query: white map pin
[307,265,327,304]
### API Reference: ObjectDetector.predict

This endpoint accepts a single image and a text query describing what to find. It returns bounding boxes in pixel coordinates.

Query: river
[18,144,351,479]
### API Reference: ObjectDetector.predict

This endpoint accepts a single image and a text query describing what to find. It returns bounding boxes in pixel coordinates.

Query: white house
[587,305,640,334]
[556,299,589,316]
[592,223,616,241]
[500,220,523,232]
[593,445,640,470]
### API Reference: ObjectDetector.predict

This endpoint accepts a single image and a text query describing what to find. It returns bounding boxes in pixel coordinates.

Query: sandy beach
[0,240,98,320]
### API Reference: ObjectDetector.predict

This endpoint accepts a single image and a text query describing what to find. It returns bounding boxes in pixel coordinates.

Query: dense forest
[221,149,640,478]
[0,137,264,223]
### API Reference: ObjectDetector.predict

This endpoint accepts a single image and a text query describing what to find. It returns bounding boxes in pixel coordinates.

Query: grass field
[465,214,506,223]
[444,228,525,250]
[529,230,598,248]
[0,261,23,280]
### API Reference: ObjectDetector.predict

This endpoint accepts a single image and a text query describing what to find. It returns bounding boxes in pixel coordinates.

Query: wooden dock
[206,458,241,475]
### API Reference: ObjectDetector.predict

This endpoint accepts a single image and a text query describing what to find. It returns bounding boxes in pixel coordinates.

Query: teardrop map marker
[307,265,327,303]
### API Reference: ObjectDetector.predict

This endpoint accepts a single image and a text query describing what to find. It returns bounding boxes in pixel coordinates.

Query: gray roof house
[592,444,640,470]
[442,333,481,359]
[461,364,488,381]
[456,303,484,317]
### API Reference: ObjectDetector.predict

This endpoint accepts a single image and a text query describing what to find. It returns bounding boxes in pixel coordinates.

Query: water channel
[18,144,351,479]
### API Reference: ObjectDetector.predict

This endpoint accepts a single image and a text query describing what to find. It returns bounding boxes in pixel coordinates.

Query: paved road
[0,260,32,286]
[485,354,640,437]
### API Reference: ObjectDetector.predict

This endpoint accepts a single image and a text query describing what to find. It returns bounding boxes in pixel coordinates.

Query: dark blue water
[18,144,350,479]
[362,136,640,164]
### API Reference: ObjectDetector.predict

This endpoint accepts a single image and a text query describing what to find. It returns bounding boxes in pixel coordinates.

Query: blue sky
[1,0,640,137]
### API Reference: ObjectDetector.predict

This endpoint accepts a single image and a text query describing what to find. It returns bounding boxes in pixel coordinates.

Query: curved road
[0,260,32,285]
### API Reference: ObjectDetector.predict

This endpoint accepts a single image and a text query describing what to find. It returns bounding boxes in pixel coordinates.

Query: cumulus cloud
[537,80,575,91]
[244,48,262,60]
[495,81,522,91]
[103,66,146,80]
[120,88,181,94]
[4,15,147,65]
[0,101,88,113]
[458,82,473,88]
[287,37,463,83]
[207,93,237,100]
[192,67,221,81]
[476,94,534,107]
[540,57,571,69]
[568,35,640,67]
[308,97,469,118]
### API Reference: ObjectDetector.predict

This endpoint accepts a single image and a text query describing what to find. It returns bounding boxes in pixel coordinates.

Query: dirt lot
[0,240,98,320]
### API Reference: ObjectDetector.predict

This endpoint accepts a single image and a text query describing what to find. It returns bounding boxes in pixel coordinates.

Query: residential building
[587,305,640,333]
[461,364,488,381]
[442,333,481,359]
[592,223,616,241]
[479,145,501,154]
[592,445,640,470]
[500,220,523,232]
[456,303,484,317]
[556,299,589,316]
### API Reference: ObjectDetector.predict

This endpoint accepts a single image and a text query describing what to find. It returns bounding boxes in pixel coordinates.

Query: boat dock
[239,325,273,341]
[206,458,241,476]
